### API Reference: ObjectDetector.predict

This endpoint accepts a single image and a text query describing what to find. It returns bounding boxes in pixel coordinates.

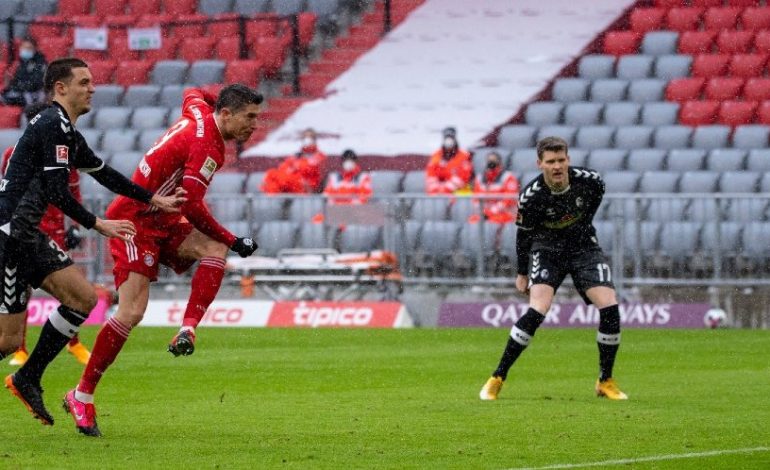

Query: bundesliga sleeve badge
[199,156,217,181]
[56,145,69,164]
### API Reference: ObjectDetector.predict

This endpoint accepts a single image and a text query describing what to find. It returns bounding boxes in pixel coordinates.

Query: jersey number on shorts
[597,263,611,282]
[146,119,190,156]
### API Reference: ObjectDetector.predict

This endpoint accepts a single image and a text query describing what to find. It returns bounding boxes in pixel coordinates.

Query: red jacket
[323,165,372,205]
[425,148,473,194]
[262,146,327,194]
[472,167,519,224]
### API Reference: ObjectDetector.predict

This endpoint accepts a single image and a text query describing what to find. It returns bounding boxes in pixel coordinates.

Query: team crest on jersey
[199,157,217,180]
[576,197,583,208]
[56,145,69,164]
[143,253,155,267]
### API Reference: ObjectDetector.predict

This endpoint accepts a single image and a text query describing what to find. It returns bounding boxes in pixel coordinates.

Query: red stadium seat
[253,37,288,78]
[692,54,730,77]
[602,31,640,56]
[109,33,141,61]
[309,61,350,74]
[0,106,22,129]
[743,78,770,101]
[753,29,770,54]
[679,100,720,126]
[718,101,758,127]
[28,16,65,43]
[224,60,263,88]
[142,35,179,62]
[298,13,317,52]
[678,31,716,55]
[136,13,172,27]
[704,77,745,100]
[128,0,161,15]
[730,0,763,6]
[716,31,754,54]
[215,37,242,61]
[162,0,195,16]
[321,47,367,64]
[104,14,138,28]
[115,60,153,86]
[654,0,686,7]
[74,50,105,62]
[71,15,103,27]
[94,0,127,17]
[756,101,770,124]
[630,8,666,33]
[88,60,117,84]
[703,7,741,30]
[690,0,724,6]
[209,13,240,37]
[666,78,706,102]
[171,14,207,38]
[246,16,279,43]
[666,8,704,31]
[336,34,380,49]
[741,7,770,31]
[178,37,216,62]
[36,37,73,62]
[729,54,768,78]
[58,0,91,16]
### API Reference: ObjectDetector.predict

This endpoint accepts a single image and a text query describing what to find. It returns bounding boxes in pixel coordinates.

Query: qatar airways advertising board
[438,302,710,328]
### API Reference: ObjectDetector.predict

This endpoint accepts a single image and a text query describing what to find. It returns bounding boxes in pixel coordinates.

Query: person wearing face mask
[1,38,47,107]
[470,151,520,224]
[262,128,328,194]
[425,127,473,194]
[323,149,372,205]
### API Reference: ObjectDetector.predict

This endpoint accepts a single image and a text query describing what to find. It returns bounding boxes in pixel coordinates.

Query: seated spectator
[426,127,472,194]
[1,38,47,106]
[470,151,519,224]
[324,149,372,205]
[262,128,327,193]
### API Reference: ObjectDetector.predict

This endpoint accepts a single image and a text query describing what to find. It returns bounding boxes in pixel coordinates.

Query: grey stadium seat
[726,198,767,223]
[616,55,654,79]
[297,224,332,251]
[525,102,563,126]
[641,31,679,56]
[0,0,21,18]
[720,171,759,193]
[603,102,640,126]
[706,149,746,172]
[0,129,21,151]
[79,175,112,200]
[639,171,679,193]
[109,151,143,177]
[166,107,183,126]
[257,221,299,257]
[273,0,304,14]
[746,150,770,172]
[624,221,661,259]
[687,198,721,222]
[339,225,382,252]
[207,197,248,222]
[654,125,692,149]
[368,170,403,194]
[627,149,667,172]
[614,125,654,149]
[138,128,166,152]
[498,125,536,149]
[449,197,476,222]
[91,85,124,107]
[627,79,666,103]
[246,171,266,192]
[552,78,590,102]
[646,199,689,222]
[224,221,250,236]
[563,102,603,126]
[667,149,705,171]
[199,0,234,15]
[691,125,730,150]
[308,0,339,17]
[593,221,615,252]
[520,171,542,187]
[587,149,626,171]
[657,221,702,263]
[732,125,769,149]
[589,79,628,103]
[701,221,742,257]
[160,85,185,108]
[188,60,226,86]
[75,111,94,129]
[575,126,614,149]
[94,107,132,130]
[122,84,161,107]
[740,222,770,260]
[679,171,719,193]
[654,55,693,80]
[417,220,460,256]
[602,171,639,193]
[151,61,189,86]
[510,148,539,172]
[288,197,325,222]
[234,0,270,15]
[567,148,589,167]
[208,172,247,193]
[761,172,770,192]
[21,0,56,16]
[410,198,448,221]
[577,55,615,79]
[130,107,168,130]
[641,102,679,126]
[402,170,425,193]
[456,223,499,273]
[536,125,577,146]
[79,129,103,150]
[101,129,139,153]
[251,197,286,223]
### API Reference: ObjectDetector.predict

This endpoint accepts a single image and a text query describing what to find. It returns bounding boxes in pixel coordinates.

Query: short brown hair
[44,57,89,94]
[536,136,569,160]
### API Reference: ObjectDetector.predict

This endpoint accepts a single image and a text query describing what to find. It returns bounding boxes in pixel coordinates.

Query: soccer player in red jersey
[63,84,262,437]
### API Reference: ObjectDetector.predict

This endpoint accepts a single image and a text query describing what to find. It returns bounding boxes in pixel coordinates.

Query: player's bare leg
[586,286,627,400]
[0,312,26,364]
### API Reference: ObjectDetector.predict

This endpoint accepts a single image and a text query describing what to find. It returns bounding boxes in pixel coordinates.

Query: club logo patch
[576,197,583,208]
[56,145,69,164]
[199,156,217,180]
[143,253,155,266]
[540,269,549,280]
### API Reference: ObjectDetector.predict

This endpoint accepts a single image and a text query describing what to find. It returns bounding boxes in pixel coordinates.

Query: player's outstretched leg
[4,372,54,425]
[62,389,101,437]
[480,307,545,400]
[168,328,196,357]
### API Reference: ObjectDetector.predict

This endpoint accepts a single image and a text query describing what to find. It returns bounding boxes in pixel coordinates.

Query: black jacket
[7,52,47,93]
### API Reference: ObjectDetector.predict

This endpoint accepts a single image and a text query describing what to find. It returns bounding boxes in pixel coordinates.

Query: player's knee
[69,290,98,314]
[114,305,145,328]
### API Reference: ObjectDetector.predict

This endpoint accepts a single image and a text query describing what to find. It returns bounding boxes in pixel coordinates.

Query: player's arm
[514,189,537,277]
[181,87,216,115]
[584,172,606,221]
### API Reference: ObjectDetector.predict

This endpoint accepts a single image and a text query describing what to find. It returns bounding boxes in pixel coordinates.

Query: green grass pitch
[2,327,769,469]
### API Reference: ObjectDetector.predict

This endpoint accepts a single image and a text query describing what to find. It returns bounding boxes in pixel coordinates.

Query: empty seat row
[553,77,671,103]
[497,123,769,150]
[601,198,770,223]
[56,0,305,16]
[92,83,217,108]
[77,106,176,130]
[666,76,770,101]
[629,6,770,33]
[527,101,680,126]
[678,99,770,126]
[604,28,770,56]
[579,53,770,79]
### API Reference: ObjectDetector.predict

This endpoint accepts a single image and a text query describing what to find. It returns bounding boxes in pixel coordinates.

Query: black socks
[493,307,545,380]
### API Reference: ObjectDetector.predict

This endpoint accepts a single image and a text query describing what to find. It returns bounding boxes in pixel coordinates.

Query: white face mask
[19,49,34,60]
[342,160,356,172]
[443,137,456,149]
[303,137,314,147]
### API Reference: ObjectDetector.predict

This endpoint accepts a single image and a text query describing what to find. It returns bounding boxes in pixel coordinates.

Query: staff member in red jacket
[324,149,372,205]
[471,151,520,224]
[425,127,473,194]
[262,128,327,194]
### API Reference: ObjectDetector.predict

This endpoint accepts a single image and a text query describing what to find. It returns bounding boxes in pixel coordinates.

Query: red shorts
[110,222,195,289]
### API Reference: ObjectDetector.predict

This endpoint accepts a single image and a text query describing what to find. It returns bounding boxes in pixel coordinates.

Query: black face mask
[487,161,499,170]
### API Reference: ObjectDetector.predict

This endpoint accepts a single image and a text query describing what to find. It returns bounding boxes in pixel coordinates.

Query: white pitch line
[505,446,770,470]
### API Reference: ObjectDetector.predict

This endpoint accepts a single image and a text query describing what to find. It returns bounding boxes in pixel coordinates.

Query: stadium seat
[665,77,704,102]
[552,78,590,102]
[162,0,195,15]
[703,6,741,31]
[667,149,706,171]
[563,102,603,126]
[742,78,770,101]
[143,36,179,62]
[687,198,721,222]
[27,16,65,43]
[677,30,715,55]
[272,0,304,15]
[733,125,770,149]
[616,55,653,80]
[654,125,693,149]
[234,0,270,14]
[716,30,753,55]
[58,0,91,15]
[178,37,216,63]
[88,60,117,85]
[78,129,103,150]
[414,221,460,275]
[455,222,498,274]
[729,54,768,79]
[123,84,161,106]
[587,149,626,171]
[746,149,770,171]
[654,54,692,80]
[666,7,703,31]
[497,125,536,149]
[224,60,263,88]
[679,171,719,193]
[639,170,679,192]
[707,150,747,172]
[215,37,242,61]
[577,55,615,79]
[691,125,730,150]
[679,100,719,126]
[756,101,770,124]
[130,106,168,130]
[199,0,234,15]
[109,151,144,177]
[368,171,404,194]
[23,0,57,16]
[0,106,22,129]
[208,13,241,38]
[646,200,689,222]
[692,54,730,77]
[288,198,325,223]
[603,102,640,126]
[102,129,139,153]
[37,37,73,65]
[603,31,641,56]
[252,37,288,78]
[630,7,666,33]
[739,222,770,263]
[137,128,165,151]
[754,29,770,54]
[115,60,153,87]
[92,0,126,16]
[208,173,247,194]
[151,61,189,86]
[641,102,679,126]
[701,222,742,263]
[761,172,770,192]
[448,198,476,223]
[657,222,702,271]
[128,0,160,15]
[410,198,449,221]
[626,149,667,172]
[741,6,770,31]
[641,31,679,56]
[510,148,540,172]
[92,85,124,107]
[589,79,628,103]
[188,60,226,86]
[602,171,640,193]
[94,107,132,130]
[575,126,614,150]
[172,13,207,38]
[718,101,757,127]
[704,77,744,101]
[297,223,333,251]
[250,196,285,223]
[0,129,22,151]
[614,126,654,149]
[401,171,425,193]
[0,0,21,17]
[257,221,299,257]
[525,102,563,126]
[536,125,577,146]
[339,225,382,253]
[627,79,666,102]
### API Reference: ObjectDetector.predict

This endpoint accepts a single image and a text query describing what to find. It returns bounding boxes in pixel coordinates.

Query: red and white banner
[141,300,273,327]
[268,301,413,328]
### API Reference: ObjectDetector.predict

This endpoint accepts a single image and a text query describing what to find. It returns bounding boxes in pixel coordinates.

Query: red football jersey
[106,88,236,246]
